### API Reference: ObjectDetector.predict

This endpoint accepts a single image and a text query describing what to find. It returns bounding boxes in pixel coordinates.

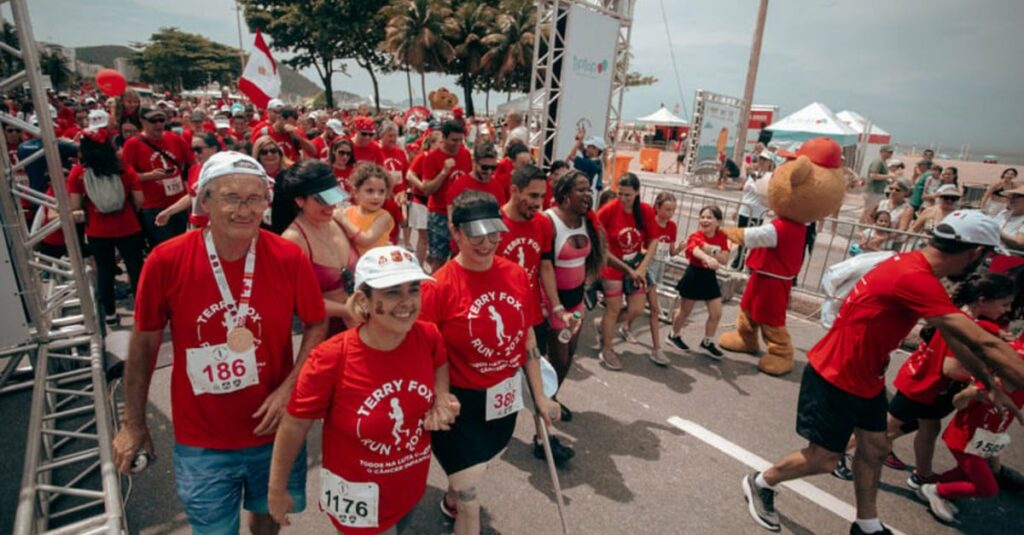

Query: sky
[13,0,1024,156]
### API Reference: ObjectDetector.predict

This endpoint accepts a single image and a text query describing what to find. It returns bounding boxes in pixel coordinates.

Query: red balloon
[96,69,126,97]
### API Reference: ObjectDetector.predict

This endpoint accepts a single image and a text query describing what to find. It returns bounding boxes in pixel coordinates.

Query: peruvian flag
[238,31,281,110]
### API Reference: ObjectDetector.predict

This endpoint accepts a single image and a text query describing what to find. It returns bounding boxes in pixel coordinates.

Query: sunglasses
[479,164,497,172]
[335,150,353,156]
[358,131,374,136]
[146,117,166,123]
[939,196,959,201]
[259,148,281,156]
[192,145,207,153]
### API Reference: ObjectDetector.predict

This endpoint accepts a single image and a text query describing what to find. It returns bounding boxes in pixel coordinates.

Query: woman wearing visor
[421,190,563,535]
[268,245,460,533]
[278,159,356,334]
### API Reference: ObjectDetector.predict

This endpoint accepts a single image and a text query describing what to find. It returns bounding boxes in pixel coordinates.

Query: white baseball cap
[354,245,434,290]
[932,210,1004,250]
[196,151,272,207]
[325,118,345,135]
[584,136,606,152]
[935,184,961,198]
[267,98,285,112]
[86,109,109,132]
[214,117,231,130]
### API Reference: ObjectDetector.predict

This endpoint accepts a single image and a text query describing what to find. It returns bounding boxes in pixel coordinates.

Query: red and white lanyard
[203,230,257,332]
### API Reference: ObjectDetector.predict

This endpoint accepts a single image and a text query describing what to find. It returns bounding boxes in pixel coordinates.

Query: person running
[338,163,396,257]
[742,210,1024,535]
[666,205,730,359]
[112,151,328,534]
[420,190,562,535]
[917,339,1024,523]
[277,159,355,335]
[540,170,607,417]
[623,192,679,366]
[267,245,459,534]
[596,172,655,370]
[831,272,1015,482]
[155,132,221,229]
[421,121,472,272]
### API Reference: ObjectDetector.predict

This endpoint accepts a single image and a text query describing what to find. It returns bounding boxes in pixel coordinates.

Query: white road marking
[667,416,908,535]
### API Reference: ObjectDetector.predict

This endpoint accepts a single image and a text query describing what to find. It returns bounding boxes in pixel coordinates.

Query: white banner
[555,4,620,162]
[691,91,745,174]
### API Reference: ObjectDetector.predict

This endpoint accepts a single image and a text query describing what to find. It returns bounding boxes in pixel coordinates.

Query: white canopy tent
[496,94,529,115]
[766,102,858,146]
[836,110,892,144]
[636,106,688,126]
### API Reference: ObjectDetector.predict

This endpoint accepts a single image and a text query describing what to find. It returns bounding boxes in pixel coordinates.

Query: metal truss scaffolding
[0,0,125,533]
[527,0,634,169]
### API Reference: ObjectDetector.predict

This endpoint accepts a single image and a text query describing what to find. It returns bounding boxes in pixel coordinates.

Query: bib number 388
[320,469,379,528]
[485,371,524,421]
[964,428,1011,458]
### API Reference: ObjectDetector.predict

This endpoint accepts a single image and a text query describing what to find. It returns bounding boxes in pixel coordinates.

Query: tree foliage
[131,28,240,92]
[381,0,455,106]
[40,50,75,90]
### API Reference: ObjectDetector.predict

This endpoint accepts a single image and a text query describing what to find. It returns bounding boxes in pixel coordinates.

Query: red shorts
[740,272,792,327]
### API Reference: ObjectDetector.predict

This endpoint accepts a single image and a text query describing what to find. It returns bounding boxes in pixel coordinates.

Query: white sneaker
[917,483,955,523]
[618,326,638,344]
[649,348,671,366]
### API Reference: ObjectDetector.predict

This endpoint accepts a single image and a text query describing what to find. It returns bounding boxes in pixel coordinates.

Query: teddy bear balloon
[717,137,846,375]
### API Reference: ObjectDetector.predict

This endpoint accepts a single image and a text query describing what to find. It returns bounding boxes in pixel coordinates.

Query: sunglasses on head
[259,148,281,156]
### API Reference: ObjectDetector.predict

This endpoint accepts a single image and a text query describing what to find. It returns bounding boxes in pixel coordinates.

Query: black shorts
[431,386,518,475]
[889,384,964,433]
[675,265,722,301]
[795,365,888,453]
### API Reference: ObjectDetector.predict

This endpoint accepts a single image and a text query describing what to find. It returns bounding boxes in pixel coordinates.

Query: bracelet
[551,304,565,314]
[527,347,541,361]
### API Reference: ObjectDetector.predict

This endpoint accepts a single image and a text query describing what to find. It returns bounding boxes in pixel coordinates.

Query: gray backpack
[83,168,126,214]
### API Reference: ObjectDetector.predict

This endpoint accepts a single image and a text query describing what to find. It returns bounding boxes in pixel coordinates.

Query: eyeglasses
[259,148,281,156]
[464,232,503,246]
[192,145,207,153]
[478,164,497,172]
[217,194,269,211]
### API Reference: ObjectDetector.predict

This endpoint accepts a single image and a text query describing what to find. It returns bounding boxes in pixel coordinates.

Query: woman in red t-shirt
[667,205,732,359]
[268,246,458,533]
[595,173,655,370]
[67,129,145,324]
[329,137,357,191]
[420,191,561,535]
[154,131,220,229]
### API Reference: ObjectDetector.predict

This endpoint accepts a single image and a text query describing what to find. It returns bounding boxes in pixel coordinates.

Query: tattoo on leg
[457,487,477,502]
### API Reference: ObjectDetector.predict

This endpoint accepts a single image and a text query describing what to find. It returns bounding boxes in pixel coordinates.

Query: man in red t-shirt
[351,116,384,166]
[422,120,472,271]
[446,142,506,216]
[121,107,196,248]
[250,106,316,162]
[311,118,343,160]
[743,210,1024,535]
[112,151,328,535]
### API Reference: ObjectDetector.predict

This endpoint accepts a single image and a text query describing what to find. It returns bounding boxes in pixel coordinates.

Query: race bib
[964,427,1011,458]
[320,468,380,528]
[654,241,671,262]
[486,370,524,421]
[185,343,259,395]
[161,177,184,196]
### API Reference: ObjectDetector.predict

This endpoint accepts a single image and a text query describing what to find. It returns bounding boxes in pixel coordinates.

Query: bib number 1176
[320,468,379,528]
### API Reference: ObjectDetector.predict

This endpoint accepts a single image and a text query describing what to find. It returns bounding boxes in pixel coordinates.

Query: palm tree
[40,50,74,91]
[445,1,495,117]
[479,0,535,100]
[381,0,455,107]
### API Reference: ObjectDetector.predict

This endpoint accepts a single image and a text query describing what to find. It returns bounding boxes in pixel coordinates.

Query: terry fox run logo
[194,302,265,349]
[356,379,434,457]
[500,237,541,279]
[616,227,642,253]
[467,290,525,359]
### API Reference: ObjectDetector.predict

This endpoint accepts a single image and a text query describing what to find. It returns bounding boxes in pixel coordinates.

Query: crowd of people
[5,85,1024,535]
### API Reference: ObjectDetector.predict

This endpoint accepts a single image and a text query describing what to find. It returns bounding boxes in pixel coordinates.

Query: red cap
[81,128,112,145]
[453,106,464,118]
[354,116,375,132]
[779,137,842,169]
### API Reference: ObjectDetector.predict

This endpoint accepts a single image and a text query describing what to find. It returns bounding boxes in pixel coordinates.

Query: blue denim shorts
[427,212,452,260]
[173,442,307,535]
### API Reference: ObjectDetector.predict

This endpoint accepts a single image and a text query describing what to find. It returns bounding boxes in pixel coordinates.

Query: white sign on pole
[555,4,620,162]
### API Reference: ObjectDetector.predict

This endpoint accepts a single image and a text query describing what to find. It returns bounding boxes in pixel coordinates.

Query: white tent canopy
[496,95,529,115]
[836,110,892,143]
[636,106,688,126]
[766,102,858,145]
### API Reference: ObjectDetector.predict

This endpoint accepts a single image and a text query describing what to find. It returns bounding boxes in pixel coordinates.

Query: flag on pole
[238,31,281,110]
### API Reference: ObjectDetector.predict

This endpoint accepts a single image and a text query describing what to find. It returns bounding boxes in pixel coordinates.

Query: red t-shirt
[66,164,142,238]
[334,166,355,193]
[648,219,678,262]
[352,140,385,166]
[383,197,403,244]
[121,132,195,209]
[446,175,508,208]
[423,146,472,214]
[498,209,554,326]
[134,229,326,449]
[684,229,727,269]
[420,257,536,389]
[311,135,329,160]
[185,164,209,228]
[596,199,655,280]
[250,126,305,162]
[287,322,446,533]
[808,251,961,398]
[943,359,1024,454]
[493,157,513,200]
[381,145,409,194]
[407,152,428,201]
[894,318,999,404]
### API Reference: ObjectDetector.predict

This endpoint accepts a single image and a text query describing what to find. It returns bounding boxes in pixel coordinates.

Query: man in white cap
[112,151,328,535]
[566,132,606,202]
[249,98,286,145]
[743,210,1024,535]
[311,117,344,159]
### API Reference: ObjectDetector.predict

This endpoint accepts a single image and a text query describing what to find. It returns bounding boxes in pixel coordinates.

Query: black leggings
[90,233,145,315]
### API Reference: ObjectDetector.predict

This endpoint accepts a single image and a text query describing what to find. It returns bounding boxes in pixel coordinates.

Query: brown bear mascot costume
[717,137,846,375]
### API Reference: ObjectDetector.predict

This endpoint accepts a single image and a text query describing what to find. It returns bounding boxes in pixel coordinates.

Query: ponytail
[618,172,644,233]
[952,272,1015,307]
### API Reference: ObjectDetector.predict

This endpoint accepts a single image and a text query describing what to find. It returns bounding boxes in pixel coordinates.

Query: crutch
[523,374,570,534]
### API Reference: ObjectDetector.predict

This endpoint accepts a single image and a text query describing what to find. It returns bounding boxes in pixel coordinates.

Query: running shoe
[105,312,119,326]
[618,326,639,344]
[996,465,1024,493]
[666,333,689,351]
[883,451,909,471]
[598,350,623,371]
[832,454,853,481]
[649,348,671,366]
[534,436,575,465]
[583,283,599,310]
[917,484,956,523]
[849,523,894,535]
[906,470,938,490]
[700,339,724,360]
[742,472,780,532]
[559,402,573,423]
[439,496,458,521]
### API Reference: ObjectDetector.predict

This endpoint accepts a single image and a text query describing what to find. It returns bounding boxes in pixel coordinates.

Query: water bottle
[131,451,151,474]
[558,312,582,343]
